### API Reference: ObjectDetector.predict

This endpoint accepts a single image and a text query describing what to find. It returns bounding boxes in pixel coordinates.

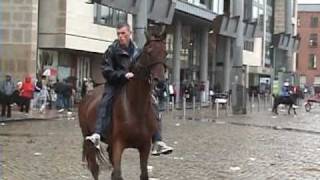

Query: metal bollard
[257,94,260,112]
[251,95,254,111]
[171,96,175,111]
[263,94,266,109]
[183,96,186,120]
[216,101,219,118]
[166,96,170,112]
[192,96,196,112]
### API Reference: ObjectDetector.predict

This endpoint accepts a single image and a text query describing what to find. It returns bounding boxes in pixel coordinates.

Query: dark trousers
[1,95,12,118]
[20,97,31,113]
[63,96,71,110]
[95,86,114,137]
[152,99,164,142]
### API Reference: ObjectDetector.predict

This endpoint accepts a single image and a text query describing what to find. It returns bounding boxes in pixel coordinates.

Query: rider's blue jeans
[95,86,114,137]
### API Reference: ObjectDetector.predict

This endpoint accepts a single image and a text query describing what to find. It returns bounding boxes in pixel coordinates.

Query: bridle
[133,39,167,83]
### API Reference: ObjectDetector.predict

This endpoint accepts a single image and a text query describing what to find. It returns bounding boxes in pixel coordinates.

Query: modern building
[297,4,320,87]
[0,0,297,109]
[0,0,130,88]
[38,0,131,86]
[272,0,299,89]
[0,0,38,80]
[0,0,224,103]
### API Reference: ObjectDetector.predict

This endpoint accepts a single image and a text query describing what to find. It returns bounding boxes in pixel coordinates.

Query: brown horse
[78,29,167,180]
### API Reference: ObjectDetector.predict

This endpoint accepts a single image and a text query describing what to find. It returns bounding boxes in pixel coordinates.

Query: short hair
[116,23,130,30]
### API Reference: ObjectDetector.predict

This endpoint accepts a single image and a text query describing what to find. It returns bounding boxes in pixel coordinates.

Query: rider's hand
[125,72,134,79]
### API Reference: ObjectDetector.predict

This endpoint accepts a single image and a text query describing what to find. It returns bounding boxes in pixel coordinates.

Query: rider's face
[117,26,131,47]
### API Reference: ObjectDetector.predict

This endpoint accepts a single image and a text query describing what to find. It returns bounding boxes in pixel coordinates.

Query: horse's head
[134,25,167,84]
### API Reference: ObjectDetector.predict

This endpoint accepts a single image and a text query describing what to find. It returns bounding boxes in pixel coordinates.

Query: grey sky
[298,0,320,4]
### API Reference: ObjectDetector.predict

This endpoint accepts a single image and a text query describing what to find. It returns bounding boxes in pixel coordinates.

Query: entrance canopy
[90,0,176,24]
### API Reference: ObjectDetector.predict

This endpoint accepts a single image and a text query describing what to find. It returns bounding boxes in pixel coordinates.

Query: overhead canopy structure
[89,0,176,24]
[273,33,300,52]
[212,15,260,41]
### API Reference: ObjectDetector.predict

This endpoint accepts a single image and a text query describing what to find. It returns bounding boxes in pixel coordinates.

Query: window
[308,54,317,69]
[244,41,254,51]
[252,6,258,19]
[94,4,127,27]
[311,16,318,28]
[309,33,318,48]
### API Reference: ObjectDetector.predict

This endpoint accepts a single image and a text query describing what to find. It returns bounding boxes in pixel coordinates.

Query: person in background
[20,76,34,114]
[280,81,290,98]
[33,75,43,110]
[81,78,88,98]
[38,76,49,113]
[1,74,15,118]
[86,78,94,94]
[151,81,174,155]
[61,79,73,113]
[54,79,64,112]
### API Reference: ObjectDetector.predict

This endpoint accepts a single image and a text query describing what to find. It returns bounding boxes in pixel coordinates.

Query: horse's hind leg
[139,143,151,180]
[84,141,99,180]
[111,141,124,180]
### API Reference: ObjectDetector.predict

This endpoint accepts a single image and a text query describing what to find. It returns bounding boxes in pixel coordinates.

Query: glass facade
[181,0,223,14]
[94,4,127,27]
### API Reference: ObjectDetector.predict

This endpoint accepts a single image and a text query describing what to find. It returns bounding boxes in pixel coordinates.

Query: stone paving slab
[2,111,320,179]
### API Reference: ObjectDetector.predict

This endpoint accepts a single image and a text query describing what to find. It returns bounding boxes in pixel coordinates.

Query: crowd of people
[0,73,92,118]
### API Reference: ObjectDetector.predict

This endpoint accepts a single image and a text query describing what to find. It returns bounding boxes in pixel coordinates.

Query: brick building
[297,4,320,87]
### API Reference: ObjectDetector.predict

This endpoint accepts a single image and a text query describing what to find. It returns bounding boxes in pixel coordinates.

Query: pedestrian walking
[38,76,49,113]
[20,76,34,114]
[0,74,15,118]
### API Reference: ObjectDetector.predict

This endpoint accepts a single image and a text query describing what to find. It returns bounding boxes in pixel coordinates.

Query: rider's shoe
[151,141,173,156]
[85,133,101,149]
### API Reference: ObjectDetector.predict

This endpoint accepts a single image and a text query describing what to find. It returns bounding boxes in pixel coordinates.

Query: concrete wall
[38,0,66,48]
[39,0,133,53]
[65,0,115,53]
[243,38,263,67]
[274,0,286,34]
[0,0,38,81]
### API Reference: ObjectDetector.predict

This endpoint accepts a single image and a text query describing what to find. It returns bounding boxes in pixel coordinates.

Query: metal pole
[231,0,246,114]
[133,0,147,48]
[216,101,219,118]
[251,95,254,112]
[183,96,186,120]
[257,94,260,112]
[192,96,196,113]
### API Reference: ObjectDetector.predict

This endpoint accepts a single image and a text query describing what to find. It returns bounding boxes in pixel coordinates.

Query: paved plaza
[1,107,320,180]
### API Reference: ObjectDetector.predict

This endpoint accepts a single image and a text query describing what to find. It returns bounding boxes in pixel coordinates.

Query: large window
[308,54,317,69]
[309,33,318,48]
[244,41,254,51]
[94,4,127,27]
[311,16,318,28]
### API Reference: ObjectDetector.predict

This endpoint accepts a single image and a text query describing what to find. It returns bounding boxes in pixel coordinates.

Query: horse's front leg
[288,105,291,115]
[111,141,124,180]
[139,142,152,180]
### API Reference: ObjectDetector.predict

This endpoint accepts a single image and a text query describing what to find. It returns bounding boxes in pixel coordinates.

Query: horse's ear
[159,25,166,40]
[144,30,151,42]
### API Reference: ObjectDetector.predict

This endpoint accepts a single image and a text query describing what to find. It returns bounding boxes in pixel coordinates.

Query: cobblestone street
[1,107,320,180]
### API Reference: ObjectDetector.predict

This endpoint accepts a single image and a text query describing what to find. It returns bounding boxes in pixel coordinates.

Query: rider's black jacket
[101,39,141,86]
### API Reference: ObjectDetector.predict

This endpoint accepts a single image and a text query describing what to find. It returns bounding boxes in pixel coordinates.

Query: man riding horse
[85,23,173,155]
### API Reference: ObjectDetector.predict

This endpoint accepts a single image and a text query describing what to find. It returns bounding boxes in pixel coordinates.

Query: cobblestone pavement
[1,107,320,180]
